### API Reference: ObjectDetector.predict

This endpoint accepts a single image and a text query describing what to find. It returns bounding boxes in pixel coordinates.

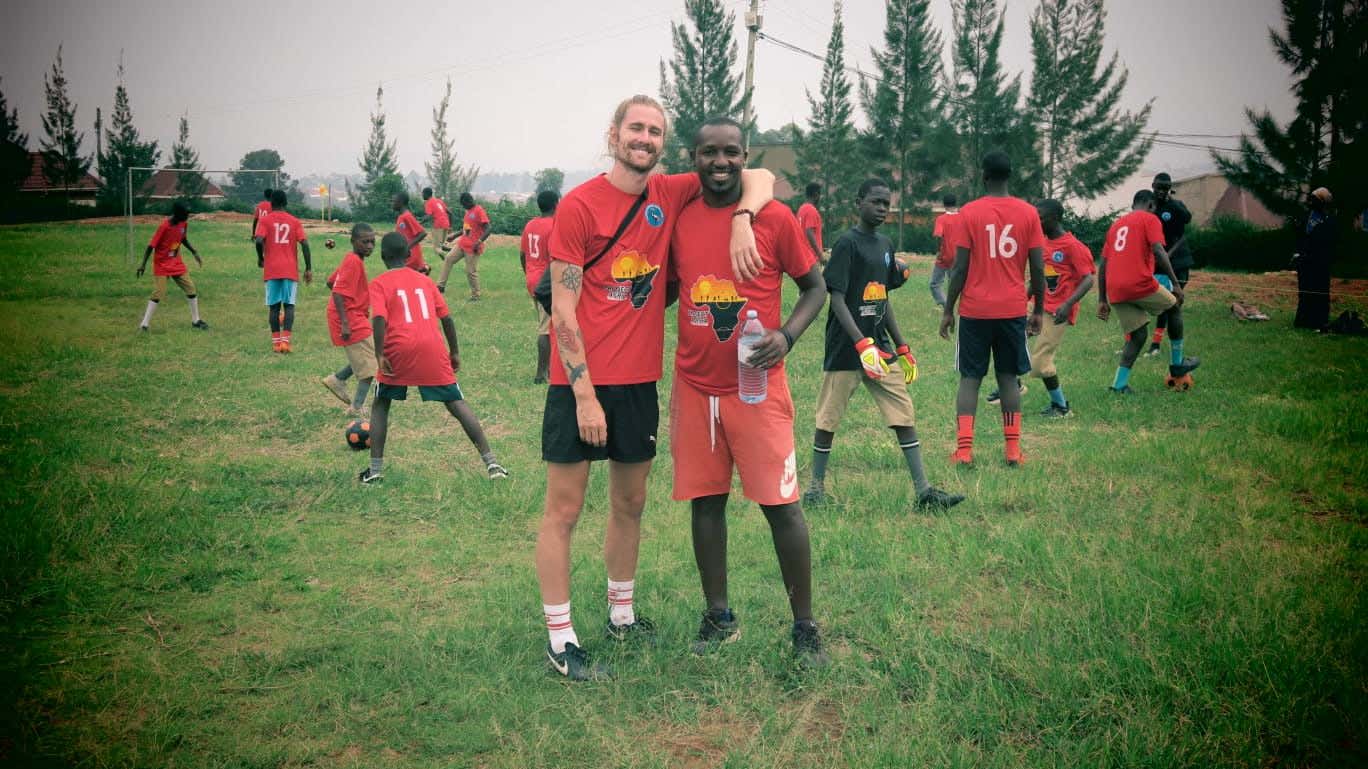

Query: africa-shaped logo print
[862,281,888,302]
[689,274,750,341]
[1044,260,1060,292]
[611,250,660,309]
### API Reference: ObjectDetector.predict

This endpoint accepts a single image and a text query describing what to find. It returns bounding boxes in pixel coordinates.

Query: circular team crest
[645,204,665,227]
[1052,250,1065,263]
[1161,211,1172,221]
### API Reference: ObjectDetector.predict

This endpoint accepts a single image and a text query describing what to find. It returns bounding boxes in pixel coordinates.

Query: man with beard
[667,117,829,666]
[536,95,775,681]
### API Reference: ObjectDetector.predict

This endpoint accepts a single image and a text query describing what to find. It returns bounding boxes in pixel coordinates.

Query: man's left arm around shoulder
[744,266,826,369]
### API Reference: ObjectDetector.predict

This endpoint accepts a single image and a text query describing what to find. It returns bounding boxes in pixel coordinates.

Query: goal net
[124,166,280,265]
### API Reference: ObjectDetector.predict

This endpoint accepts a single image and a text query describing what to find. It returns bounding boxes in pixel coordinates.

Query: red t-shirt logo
[609,250,660,309]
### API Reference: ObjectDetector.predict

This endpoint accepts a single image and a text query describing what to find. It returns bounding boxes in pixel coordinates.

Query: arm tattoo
[568,363,587,384]
[560,265,583,291]
[554,321,581,354]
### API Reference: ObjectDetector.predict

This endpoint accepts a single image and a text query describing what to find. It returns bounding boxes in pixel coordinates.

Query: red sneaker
[951,448,974,466]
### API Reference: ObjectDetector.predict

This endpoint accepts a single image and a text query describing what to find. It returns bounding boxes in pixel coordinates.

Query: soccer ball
[1165,374,1194,391]
[345,419,371,450]
[324,238,336,249]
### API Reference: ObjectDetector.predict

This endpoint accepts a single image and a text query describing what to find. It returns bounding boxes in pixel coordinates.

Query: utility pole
[742,0,761,151]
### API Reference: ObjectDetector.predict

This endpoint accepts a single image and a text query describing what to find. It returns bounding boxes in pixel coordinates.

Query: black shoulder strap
[585,189,650,269]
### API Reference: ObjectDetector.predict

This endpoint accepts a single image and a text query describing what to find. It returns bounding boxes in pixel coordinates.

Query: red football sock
[1152,328,1165,344]
[1003,411,1022,463]
[955,415,975,456]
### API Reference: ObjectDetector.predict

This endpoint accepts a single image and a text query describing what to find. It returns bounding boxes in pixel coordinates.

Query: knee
[541,497,583,533]
[610,488,647,519]
[762,503,805,529]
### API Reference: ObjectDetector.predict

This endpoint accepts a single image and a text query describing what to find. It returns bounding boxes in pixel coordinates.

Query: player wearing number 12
[519,189,559,384]
[940,151,1046,467]
[359,232,507,484]
[254,189,312,353]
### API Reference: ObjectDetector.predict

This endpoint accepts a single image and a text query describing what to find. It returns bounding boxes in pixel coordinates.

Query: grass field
[2,215,1365,768]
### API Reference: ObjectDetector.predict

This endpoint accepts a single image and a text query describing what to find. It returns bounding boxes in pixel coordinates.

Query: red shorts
[455,235,485,255]
[669,374,798,506]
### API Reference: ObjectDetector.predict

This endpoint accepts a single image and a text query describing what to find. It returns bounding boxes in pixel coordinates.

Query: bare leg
[536,462,590,605]
[604,460,652,583]
[760,501,813,622]
[444,399,492,456]
[690,494,730,613]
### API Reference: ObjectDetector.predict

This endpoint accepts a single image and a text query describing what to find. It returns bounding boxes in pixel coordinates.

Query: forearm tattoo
[560,265,583,292]
[554,321,581,354]
[568,363,587,384]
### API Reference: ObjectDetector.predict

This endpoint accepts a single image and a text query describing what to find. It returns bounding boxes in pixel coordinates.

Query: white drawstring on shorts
[709,395,721,452]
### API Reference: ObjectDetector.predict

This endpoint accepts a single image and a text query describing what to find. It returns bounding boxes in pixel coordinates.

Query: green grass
[1,218,1365,768]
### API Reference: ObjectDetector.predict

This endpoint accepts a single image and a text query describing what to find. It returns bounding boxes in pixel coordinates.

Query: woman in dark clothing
[1294,187,1336,331]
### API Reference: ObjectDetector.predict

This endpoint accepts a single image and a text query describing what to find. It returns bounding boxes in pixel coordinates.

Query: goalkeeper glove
[855,337,891,379]
[895,344,918,384]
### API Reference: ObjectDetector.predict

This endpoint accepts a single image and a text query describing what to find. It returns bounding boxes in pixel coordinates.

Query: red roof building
[139,169,225,200]
[19,152,101,204]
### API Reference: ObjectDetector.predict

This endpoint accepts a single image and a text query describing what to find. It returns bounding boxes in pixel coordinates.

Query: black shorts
[956,316,1031,379]
[542,382,659,464]
[375,382,463,402]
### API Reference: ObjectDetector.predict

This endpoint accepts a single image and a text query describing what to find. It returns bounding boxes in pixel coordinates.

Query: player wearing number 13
[254,189,312,353]
[359,232,506,484]
[940,151,1046,467]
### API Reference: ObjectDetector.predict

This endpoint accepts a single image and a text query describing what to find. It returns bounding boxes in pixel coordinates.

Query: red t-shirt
[521,215,555,296]
[546,172,702,386]
[948,195,1045,319]
[1102,210,1165,303]
[671,199,815,395]
[462,204,490,239]
[396,210,427,271]
[149,218,188,277]
[255,211,307,281]
[797,202,823,255]
[327,252,372,346]
[368,267,454,386]
[254,201,272,224]
[932,211,959,268]
[424,197,452,229]
[1041,232,1095,323]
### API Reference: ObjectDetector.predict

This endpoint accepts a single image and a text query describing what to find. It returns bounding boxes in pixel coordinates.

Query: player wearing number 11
[359,232,507,484]
[939,151,1046,467]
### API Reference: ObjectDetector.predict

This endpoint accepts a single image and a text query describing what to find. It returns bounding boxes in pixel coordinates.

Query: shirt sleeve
[547,197,591,266]
[932,214,944,238]
[254,217,266,239]
[369,280,388,321]
[657,173,702,215]
[149,221,169,248]
[432,281,451,319]
[332,258,356,298]
[405,212,425,235]
[946,211,971,251]
[1073,241,1096,274]
[476,207,489,227]
[823,236,852,295]
[1027,210,1047,252]
[1175,200,1192,225]
[776,209,817,278]
[1101,224,1115,260]
[293,216,308,243]
[1145,214,1165,251]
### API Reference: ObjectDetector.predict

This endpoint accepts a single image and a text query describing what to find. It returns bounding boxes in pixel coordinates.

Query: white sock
[140,300,158,328]
[544,601,577,654]
[607,579,635,626]
[187,296,200,323]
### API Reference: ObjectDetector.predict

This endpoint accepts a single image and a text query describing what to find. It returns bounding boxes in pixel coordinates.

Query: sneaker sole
[321,379,350,405]
[691,628,741,655]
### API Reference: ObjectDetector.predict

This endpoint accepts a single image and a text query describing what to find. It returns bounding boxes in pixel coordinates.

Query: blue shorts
[265,279,298,306]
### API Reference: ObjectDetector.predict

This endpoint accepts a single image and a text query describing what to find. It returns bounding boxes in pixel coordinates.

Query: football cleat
[605,615,657,644]
[322,375,350,405]
[792,620,831,669]
[916,486,965,509]
[1145,342,1162,357]
[801,486,827,506]
[951,448,974,467]
[357,468,383,484]
[985,381,1028,404]
[139,325,149,333]
[1168,356,1201,378]
[191,320,209,330]
[1005,446,1025,467]
[546,642,612,681]
[1039,403,1072,418]
[1109,385,1136,395]
[691,608,741,655]
[486,462,509,480]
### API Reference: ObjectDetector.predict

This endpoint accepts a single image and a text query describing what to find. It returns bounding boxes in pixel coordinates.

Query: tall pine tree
[1026,0,1151,202]
[1,77,29,196]
[99,57,160,211]
[860,0,944,250]
[1215,0,1366,222]
[40,45,91,198]
[171,114,208,200]
[788,2,860,237]
[425,78,479,200]
[358,86,403,218]
[658,0,750,173]
[945,0,1032,197]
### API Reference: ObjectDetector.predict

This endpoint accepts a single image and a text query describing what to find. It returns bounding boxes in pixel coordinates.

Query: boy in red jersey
[929,194,959,309]
[1027,199,1094,417]
[359,232,507,484]
[797,182,824,265]
[321,223,378,416]
[519,189,559,383]
[439,192,491,300]
[421,187,452,262]
[939,151,1046,467]
[535,94,774,682]
[254,189,312,352]
[393,191,428,273]
[136,201,208,331]
[668,118,829,665]
[251,188,272,243]
[1097,190,1201,393]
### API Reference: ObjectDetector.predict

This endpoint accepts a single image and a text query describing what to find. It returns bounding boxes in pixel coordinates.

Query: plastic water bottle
[737,309,767,404]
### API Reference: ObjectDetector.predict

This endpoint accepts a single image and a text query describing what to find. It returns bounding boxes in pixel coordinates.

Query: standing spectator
[1294,187,1336,331]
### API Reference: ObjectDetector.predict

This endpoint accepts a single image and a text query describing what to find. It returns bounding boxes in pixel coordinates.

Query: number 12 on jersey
[396,288,430,323]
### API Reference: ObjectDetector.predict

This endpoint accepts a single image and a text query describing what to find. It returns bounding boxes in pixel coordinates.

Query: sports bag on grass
[534,189,649,314]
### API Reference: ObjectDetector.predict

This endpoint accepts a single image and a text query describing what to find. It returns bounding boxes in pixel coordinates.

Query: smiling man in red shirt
[940,151,1046,467]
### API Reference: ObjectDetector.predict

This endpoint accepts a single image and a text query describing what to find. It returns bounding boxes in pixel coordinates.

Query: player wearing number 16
[939,151,1047,467]
[254,189,312,353]
[359,232,507,484]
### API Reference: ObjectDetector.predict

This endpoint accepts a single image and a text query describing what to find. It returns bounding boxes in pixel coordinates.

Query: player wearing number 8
[939,151,1046,467]
[359,232,506,483]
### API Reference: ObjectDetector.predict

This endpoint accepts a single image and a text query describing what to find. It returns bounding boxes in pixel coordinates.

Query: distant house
[1171,172,1283,228]
[18,151,101,206]
[750,140,798,201]
[140,169,225,202]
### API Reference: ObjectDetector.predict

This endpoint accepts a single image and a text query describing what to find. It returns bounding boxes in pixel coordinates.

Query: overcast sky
[1,0,1294,188]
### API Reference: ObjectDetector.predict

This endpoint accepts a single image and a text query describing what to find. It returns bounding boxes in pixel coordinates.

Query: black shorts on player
[542,382,659,464]
[955,316,1031,379]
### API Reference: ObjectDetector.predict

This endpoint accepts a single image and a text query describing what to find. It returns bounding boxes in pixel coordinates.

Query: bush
[1185,216,1297,272]
[488,199,539,236]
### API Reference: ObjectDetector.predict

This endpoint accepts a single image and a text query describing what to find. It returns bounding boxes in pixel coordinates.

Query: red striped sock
[1152,328,1165,344]
[954,415,975,461]
[543,601,577,653]
[607,579,635,626]
[1003,411,1022,464]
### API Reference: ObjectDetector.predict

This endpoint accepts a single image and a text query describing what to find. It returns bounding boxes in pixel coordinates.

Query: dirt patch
[797,698,845,743]
[1187,271,1368,312]
[643,709,760,769]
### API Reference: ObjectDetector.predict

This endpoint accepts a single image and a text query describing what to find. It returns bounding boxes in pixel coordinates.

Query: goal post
[124,166,280,265]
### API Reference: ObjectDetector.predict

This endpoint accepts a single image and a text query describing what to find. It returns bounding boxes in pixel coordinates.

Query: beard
[615,141,660,174]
